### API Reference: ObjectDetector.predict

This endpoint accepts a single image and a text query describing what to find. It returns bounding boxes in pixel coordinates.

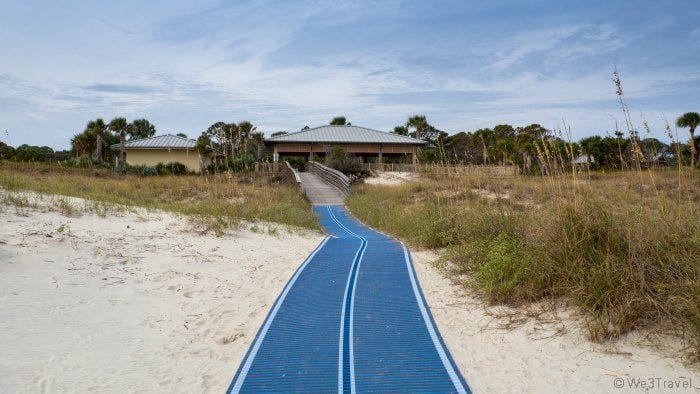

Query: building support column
[273,147,279,163]
[309,143,313,161]
[378,144,383,163]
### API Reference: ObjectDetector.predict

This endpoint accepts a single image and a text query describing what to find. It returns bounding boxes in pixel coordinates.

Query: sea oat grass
[347,169,700,358]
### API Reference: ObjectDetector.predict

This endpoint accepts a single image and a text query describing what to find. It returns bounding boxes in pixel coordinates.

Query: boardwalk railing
[252,162,282,174]
[280,161,301,188]
[362,163,519,176]
[207,162,282,175]
[305,161,351,196]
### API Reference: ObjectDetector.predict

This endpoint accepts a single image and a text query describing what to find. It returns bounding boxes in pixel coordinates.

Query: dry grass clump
[0,162,319,230]
[347,169,700,358]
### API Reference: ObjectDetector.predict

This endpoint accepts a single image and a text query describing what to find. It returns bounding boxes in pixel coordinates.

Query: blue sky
[1,0,699,149]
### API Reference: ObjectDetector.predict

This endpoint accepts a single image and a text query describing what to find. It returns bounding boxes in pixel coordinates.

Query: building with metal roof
[110,134,197,149]
[266,125,426,163]
[110,134,219,173]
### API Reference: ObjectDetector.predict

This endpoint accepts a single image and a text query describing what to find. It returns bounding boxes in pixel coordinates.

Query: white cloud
[0,1,697,148]
[488,24,626,70]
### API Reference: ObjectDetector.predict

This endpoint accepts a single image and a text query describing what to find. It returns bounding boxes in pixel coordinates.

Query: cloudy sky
[1,0,698,149]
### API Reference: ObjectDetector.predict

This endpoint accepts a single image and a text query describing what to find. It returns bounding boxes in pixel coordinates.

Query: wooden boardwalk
[299,172,345,205]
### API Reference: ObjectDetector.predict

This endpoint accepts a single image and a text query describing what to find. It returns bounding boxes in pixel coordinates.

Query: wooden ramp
[299,172,346,205]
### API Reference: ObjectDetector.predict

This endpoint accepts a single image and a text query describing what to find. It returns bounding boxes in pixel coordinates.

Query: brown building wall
[273,143,416,154]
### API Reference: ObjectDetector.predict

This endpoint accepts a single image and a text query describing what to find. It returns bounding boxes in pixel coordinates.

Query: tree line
[68,116,271,172]
[69,117,158,170]
[195,121,268,171]
[2,110,698,173]
[382,112,700,171]
[0,142,70,162]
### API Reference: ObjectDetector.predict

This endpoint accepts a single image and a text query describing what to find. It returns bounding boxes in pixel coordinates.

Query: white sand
[411,250,700,393]
[364,171,418,186]
[1,190,697,393]
[0,191,323,393]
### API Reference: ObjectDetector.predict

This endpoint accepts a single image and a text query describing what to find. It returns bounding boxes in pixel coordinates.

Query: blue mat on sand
[227,205,470,393]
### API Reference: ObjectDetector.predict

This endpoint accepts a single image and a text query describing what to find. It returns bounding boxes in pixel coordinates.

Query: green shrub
[124,164,157,176]
[123,162,189,176]
[63,155,112,169]
[325,146,370,182]
[155,162,189,175]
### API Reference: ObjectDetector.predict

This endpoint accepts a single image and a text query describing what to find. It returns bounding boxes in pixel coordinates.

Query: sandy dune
[364,171,418,186]
[1,190,697,393]
[0,192,323,393]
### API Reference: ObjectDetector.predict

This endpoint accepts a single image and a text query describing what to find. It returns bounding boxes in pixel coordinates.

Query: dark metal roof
[110,134,196,149]
[266,125,427,145]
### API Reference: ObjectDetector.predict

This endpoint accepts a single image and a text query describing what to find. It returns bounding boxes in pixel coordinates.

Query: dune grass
[347,168,700,357]
[0,162,319,230]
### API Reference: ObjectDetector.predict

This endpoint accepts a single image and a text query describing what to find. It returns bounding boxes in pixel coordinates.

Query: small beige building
[111,134,219,173]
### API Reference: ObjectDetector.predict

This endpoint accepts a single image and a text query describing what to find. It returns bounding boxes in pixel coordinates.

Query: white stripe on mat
[402,244,468,394]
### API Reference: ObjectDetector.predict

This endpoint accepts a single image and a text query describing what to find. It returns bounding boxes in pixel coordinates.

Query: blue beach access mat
[227,205,470,393]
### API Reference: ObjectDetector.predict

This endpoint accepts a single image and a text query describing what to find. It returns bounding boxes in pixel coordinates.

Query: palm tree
[225,123,237,162]
[87,118,107,163]
[406,115,441,142]
[206,121,229,163]
[237,121,256,162]
[196,132,213,173]
[330,116,349,125]
[109,117,132,171]
[676,112,700,168]
[131,119,156,140]
[71,129,97,158]
[494,139,515,166]
[392,126,408,135]
[249,132,265,161]
[406,115,428,140]
[473,128,494,164]
[516,124,548,173]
